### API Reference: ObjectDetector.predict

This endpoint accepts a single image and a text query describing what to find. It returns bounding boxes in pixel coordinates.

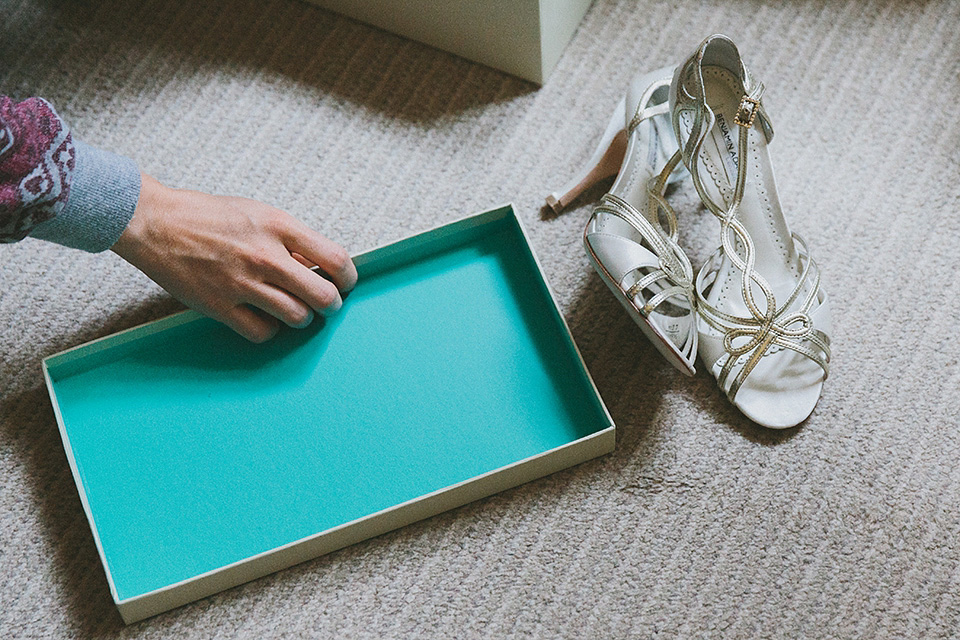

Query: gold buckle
[734,95,760,128]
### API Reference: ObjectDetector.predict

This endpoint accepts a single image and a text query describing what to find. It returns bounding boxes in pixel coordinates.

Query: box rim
[42,359,124,604]
[505,204,614,432]
[42,203,617,621]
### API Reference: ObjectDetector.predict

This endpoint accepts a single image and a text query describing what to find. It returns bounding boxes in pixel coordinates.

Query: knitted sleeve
[0,96,141,252]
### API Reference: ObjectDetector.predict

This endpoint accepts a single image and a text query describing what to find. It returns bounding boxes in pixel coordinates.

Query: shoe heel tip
[545,193,563,214]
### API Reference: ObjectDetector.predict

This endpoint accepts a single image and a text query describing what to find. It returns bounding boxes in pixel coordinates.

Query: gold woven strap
[656,75,828,401]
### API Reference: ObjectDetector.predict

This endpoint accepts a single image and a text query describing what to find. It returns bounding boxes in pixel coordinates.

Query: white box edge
[42,203,616,624]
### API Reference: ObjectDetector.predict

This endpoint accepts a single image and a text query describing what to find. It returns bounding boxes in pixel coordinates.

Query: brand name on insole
[714,113,739,182]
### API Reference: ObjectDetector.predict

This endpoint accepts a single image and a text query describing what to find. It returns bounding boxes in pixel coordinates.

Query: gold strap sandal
[547,68,698,375]
[659,35,832,427]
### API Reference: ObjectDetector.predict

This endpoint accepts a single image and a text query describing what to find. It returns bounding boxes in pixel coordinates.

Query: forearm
[1,95,357,343]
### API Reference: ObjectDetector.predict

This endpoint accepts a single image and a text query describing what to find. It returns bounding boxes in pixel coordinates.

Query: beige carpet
[2,0,960,637]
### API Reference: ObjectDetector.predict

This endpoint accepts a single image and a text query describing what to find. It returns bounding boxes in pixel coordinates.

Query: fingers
[268,260,343,316]
[291,252,315,268]
[278,221,358,293]
[247,283,317,328]
[219,305,280,344]
[222,206,357,341]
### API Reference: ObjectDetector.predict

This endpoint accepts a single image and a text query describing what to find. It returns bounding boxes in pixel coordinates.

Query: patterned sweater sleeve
[0,96,141,252]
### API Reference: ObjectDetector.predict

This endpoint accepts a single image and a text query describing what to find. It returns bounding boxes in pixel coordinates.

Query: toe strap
[696,234,832,401]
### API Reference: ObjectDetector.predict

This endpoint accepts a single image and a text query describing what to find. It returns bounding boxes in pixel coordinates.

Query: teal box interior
[43,205,615,622]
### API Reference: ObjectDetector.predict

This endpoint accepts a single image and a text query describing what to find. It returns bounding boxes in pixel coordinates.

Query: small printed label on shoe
[714,114,740,183]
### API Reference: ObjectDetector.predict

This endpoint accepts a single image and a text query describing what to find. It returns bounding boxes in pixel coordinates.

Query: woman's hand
[112,173,357,342]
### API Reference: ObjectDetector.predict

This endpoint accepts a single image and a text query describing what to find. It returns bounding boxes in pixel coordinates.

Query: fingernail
[296,309,315,328]
[326,295,343,315]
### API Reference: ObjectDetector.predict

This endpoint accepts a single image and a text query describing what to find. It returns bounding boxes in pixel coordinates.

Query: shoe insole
[680,66,803,318]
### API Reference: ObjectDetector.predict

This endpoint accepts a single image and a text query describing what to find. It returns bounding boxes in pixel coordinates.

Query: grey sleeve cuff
[29,139,141,253]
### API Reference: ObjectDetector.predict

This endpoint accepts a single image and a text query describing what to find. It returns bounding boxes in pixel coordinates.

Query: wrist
[112,173,171,262]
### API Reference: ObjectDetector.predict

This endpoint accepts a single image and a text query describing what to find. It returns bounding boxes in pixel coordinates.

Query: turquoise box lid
[44,206,612,604]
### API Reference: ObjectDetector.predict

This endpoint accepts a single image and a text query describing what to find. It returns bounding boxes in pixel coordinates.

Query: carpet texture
[2,0,960,637]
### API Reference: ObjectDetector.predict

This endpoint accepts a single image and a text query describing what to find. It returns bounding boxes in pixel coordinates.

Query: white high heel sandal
[662,35,832,427]
[547,68,698,375]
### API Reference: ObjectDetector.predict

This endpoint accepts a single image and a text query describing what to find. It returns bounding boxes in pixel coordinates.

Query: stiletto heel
[546,97,627,214]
